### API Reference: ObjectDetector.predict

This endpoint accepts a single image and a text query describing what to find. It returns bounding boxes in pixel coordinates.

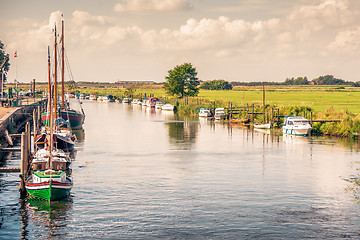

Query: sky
[1,0,360,83]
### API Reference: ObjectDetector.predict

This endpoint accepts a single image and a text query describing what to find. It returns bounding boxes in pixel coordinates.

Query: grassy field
[199,88,360,113]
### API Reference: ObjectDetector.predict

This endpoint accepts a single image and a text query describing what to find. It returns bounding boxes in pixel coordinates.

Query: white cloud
[4,0,360,82]
[328,27,360,54]
[113,0,192,13]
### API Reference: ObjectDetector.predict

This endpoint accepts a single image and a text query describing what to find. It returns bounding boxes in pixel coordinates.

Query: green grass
[198,89,360,113]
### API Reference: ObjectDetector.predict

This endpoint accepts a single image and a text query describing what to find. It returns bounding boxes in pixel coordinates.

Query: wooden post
[37,106,41,133]
[262,85,265,124]
[33,109,37,140]
[310,112,313,124]
[230,102,233,119]
[19,132,27,196]
[277,109,280,124]
[251,104,254,123]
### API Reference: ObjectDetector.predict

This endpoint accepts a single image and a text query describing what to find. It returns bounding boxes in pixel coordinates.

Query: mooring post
[19,132,28,196]
[37,106,41,133]
[277,109,280,124]
[310,112,313,124]
[251,104,254,123]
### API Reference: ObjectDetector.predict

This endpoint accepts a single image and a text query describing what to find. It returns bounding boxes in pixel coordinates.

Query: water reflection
[165,114,199,150]
[72,128,85,143]
[20,197,72,239]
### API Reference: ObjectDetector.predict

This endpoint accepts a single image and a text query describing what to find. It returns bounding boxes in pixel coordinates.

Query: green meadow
[198,88,360,113]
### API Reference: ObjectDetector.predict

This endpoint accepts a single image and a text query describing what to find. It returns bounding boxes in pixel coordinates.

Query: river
[1,100,360,239]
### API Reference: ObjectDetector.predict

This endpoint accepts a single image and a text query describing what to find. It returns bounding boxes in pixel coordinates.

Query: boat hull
[283,127,312,136]
[42,110,85,129]
[25,180,72,201]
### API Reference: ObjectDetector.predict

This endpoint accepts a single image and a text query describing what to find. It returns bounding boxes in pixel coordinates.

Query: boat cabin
[283,116,310,126]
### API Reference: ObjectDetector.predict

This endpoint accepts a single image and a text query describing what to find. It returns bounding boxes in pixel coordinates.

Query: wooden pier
[0,102,43,196]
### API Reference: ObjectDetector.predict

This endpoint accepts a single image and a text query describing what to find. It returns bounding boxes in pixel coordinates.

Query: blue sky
[1,0,360,83]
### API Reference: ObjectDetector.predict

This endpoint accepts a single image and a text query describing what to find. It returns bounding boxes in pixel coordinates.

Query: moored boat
[162,103,176,111]
[155,101,163,109]
[199,108,212,117]
[42,109,85,130]
[25,169,72,201]
[89,94,97,101]
[283,116,312,136]
[131,99,141,105]
[122,98,130,104]
[254,123,271,129]
[148,97,159,108]
[214,108,226,120]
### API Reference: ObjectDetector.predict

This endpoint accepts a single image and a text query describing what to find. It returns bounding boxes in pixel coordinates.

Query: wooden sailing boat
[25,46,73,201]
[37,25,76,152]
[41,19,85,130]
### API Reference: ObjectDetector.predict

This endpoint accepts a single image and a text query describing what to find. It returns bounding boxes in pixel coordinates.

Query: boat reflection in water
[165,115,199,150]
[20,197,72,239]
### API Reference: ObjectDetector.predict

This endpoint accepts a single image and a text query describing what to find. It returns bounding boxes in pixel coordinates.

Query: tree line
[231,75,360,87]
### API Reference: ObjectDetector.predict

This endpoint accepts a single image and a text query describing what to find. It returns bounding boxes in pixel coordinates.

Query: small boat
[199,108,212,117]
[97,96,103,102]
[254,123,271,129]
[131,99,141,105]
[35,130,76,152]
[162,104,176,111]
[155,101,163,109]
[85,95,90,100]
[148,97,159,108]
[102,95,114,102]
[79,94,85,100]
[89,94,97,101]
[283,116,312,136]
[214,108,226,120]
[25,169,72,201]
[229,118,249,124]
[122,98,130,104]
[142,98,149,107]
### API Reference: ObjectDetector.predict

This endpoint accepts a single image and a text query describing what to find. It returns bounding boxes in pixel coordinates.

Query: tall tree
[164,63,200,97]
[0,41,10,82]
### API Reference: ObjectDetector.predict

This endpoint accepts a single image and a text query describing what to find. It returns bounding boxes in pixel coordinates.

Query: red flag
[14,51,17,57]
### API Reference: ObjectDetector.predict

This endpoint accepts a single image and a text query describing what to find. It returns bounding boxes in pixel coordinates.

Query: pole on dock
[251,104,254,123]
[33,109,37,141]
[19,132,28,196]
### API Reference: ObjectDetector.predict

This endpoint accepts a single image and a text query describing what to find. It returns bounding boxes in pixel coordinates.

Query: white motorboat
[254,123,271,129]
[162,104,176,111]
[122,98,130,104]
[155,101,163,109]
[89,94,97,101]
[199,108,212,117]
[142,99,149,107]
[131,99,141,105]
[214,108,226,120]
[283,116,312,136]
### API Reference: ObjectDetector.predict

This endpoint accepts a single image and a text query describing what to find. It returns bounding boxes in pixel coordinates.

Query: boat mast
[262,84,265,124]
[48,47,53,168]
[61,20,65,109]
[54,25,58,120]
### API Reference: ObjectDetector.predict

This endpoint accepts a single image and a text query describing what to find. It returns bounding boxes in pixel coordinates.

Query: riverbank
[0,98,46,150]
[10,84,360,137]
